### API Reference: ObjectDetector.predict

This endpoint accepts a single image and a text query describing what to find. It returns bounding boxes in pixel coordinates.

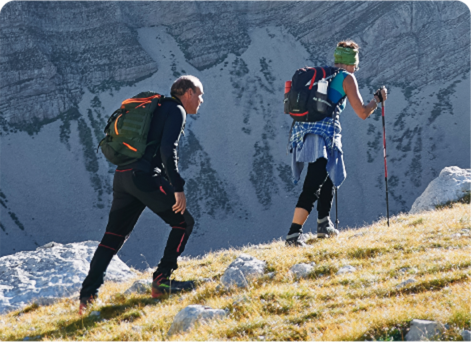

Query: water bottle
[316,78,329,113]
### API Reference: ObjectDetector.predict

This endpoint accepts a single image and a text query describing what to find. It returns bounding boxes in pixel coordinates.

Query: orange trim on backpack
[309,69,318,90]
[290,111,308,116]
[114,114,122,135]
[122,142,137,152]
[120,95,161,109]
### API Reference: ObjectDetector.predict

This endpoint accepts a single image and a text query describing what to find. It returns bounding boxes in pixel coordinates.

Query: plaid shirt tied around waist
[289,118,343,154]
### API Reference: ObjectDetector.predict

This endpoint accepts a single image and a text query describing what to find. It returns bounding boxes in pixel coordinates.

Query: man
[286,40,387,246]
[79,75,204,313]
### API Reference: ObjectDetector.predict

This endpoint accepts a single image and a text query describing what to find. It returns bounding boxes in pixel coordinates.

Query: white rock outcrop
[410,166,471,214]
[396,279,417,289]
[167,305,226,336]
[290,262,316,279]
[405,319,446,341]
[124,279,151,295]
[336,265,356,275]
[461,329,471,341]
[220,254,266,288]
[0,241,135,314]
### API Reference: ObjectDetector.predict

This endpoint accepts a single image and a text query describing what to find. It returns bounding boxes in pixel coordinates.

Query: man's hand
[374,86,388,103]
[173,192,186,214]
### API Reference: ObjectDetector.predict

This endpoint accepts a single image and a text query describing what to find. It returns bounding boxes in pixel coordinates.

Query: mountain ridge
[0,2,469,269]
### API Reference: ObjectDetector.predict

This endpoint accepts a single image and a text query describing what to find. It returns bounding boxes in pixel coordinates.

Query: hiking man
[79,75,204,312]
[285,40,387,246]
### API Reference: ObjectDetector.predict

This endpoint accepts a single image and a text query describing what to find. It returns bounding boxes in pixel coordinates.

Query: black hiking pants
[80,169,194,300]
[296,158,334,219]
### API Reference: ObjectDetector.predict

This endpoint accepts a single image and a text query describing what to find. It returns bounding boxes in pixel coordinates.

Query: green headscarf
[334,46,359,65]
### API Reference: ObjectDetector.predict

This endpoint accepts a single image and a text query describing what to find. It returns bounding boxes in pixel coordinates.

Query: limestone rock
[405,319,446,341]
[396,279,417,289]
[410,167,471,214]
[221,254,266,288]
[0,241,135,314]
[2,2,468,125]
[167,304,226,336]
[336,265,356,275]
[461,329,471,341]
[0,1,469,274]
[221,268,249,289]
[290,262,316,279]
[124,279,151,295]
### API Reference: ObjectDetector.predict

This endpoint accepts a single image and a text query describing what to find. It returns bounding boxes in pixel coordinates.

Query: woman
[286,40,388,246]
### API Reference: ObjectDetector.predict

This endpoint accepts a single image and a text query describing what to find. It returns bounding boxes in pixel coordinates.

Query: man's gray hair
[170,75,202,98]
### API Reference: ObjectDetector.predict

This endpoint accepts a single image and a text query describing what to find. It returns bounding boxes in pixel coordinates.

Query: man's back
[119,99,186,191]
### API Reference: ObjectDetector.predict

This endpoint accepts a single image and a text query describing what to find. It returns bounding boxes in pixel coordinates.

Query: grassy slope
[1,203,470,341]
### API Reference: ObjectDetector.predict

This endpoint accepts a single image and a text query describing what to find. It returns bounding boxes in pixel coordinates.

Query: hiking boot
[78,295,96,315]
[151,274,195,298]
[317,217,339,238]
[285,233,308,247]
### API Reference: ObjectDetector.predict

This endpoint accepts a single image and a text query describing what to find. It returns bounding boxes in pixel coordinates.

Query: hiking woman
[285,40,388,246]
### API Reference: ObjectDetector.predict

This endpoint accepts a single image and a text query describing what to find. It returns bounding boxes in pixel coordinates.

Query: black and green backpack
[99,91,172,166]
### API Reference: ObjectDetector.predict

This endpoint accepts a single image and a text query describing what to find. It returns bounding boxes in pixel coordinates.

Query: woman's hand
[374,87,388,103]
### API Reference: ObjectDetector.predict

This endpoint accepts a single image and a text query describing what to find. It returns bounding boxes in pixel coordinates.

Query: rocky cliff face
[1,1,469,269]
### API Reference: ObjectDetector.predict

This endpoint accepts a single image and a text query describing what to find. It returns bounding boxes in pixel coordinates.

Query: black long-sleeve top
[118,98,186,192]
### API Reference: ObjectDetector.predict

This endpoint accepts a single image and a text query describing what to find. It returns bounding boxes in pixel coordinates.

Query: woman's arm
[343,74,378,120]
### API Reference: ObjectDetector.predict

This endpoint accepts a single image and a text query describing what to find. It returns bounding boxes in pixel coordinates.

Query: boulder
[221,254,266,288]
[405,319,446,341]
[461,329,471,341]
[221,268,249,288]
[336,265,356,275]
[167,304,226,336]
[290,262,316,279]
[396,279,417,289]
[124,279,151,295]
[410,167,471,214]
[0,241,135,314]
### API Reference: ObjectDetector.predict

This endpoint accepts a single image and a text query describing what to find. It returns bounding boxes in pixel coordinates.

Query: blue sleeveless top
[327,69,350,113]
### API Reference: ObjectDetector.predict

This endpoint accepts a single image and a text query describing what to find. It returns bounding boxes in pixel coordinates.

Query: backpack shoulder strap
[160,96,182,105]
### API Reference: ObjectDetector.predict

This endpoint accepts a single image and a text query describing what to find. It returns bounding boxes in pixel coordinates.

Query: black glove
[374,86,387,103]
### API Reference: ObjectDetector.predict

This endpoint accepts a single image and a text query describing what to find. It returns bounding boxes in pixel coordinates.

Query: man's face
[185,86,204,114]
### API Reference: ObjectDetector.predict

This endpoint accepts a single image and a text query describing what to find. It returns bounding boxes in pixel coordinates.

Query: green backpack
[99,91,172,166]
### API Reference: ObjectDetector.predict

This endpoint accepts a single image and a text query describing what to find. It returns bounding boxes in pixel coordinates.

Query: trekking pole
[335,187,339,230]
[381,96,390,227]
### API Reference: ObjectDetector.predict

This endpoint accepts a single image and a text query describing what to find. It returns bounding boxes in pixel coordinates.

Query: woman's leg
[317,176,334,220]
[316,176,339,238]
[286,158,328,245]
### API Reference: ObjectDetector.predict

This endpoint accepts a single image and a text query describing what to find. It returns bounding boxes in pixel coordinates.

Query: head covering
[334,46,359,65]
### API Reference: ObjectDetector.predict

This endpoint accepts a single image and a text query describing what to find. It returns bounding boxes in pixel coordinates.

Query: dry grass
[0,203,470,341]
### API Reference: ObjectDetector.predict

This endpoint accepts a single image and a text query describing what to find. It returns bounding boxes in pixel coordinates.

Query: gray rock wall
[0,1,157,124]
[0,1,469,269]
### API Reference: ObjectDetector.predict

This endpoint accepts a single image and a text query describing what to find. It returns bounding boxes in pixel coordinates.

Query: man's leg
[286,158,328,246]
[149,208,195,297]
[126,172,196,296]
[316,176,339,238]
[80,189,145,303]
[153,209,194,278]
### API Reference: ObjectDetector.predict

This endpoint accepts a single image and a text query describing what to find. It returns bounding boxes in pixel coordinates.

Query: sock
[317,216,328,224]
[286,223,303,240]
